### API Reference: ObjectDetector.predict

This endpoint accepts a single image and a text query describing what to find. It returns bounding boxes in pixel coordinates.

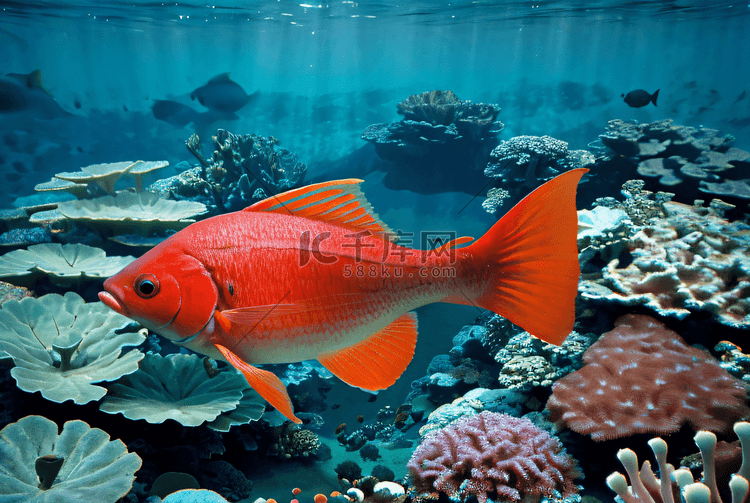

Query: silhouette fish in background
[151,99,199,127]
[622,88,659,108]
[733,90,746,105]
[191,72,257,114]
[0,69,71,119]
[100,169,587,423]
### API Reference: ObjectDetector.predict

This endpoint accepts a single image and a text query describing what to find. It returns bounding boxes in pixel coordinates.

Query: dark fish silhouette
[190,73,253,113]
[734,90,746,104]
[622,89,659,108]
[151,99,199,127]
[0,70,71,119]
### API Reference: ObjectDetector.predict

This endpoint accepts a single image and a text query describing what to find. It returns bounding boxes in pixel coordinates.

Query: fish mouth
[98,283,124,313]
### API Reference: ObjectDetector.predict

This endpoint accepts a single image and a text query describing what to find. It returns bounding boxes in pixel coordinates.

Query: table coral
[407,411,581,503]
[579,198,750,328]
[594,119,750,205]
[546,314,749,441]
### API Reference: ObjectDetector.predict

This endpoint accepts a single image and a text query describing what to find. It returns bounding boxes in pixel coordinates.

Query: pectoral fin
[214,343,301,424]
[317,312,417,391]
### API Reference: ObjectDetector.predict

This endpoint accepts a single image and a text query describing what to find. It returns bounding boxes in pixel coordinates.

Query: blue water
[1,1,750,502]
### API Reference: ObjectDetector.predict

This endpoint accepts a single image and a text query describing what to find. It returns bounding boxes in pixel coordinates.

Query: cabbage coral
[0,292,144,404]
[0,415,141,503]
[100,353,248,426]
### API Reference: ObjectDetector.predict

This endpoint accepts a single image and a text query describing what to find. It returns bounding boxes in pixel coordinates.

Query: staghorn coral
[407,411,581,503]
[546,314,750,441]
[579,198,750,329]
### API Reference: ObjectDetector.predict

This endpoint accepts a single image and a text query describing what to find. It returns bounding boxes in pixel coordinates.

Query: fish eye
[134,274,160,299]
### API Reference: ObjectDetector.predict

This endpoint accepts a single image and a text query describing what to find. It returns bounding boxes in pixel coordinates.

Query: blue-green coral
[0,292,144,404]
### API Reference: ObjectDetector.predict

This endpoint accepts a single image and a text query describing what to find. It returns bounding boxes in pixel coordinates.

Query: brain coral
[546,314,750,441]
[407,411,581,503]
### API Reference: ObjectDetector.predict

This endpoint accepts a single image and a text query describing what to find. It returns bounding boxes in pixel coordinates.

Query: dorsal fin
[208,73,234,85]
[317,312,417,391]
[26,70,45,90]
[246,179,393,235]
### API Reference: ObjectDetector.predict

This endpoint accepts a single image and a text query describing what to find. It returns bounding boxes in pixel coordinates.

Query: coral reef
[417,388,529,437]
[396,90,503,140]
[267,422,321,458]
[593,119,750,205]
[483,135,595,213]
[206,387,266,432]
[100,352,248,426]
[606,422,750,503]
[0,292,144,404]
[0,415,141,503]
[361,90,503,194]
[0,243,134,286]
[35,159,170,197]
[546,314,749,441]
[579,195,750,329]
[407,411,581,503]
[30,191,207,236]
[0,207,53,251]
[182,129,307,213]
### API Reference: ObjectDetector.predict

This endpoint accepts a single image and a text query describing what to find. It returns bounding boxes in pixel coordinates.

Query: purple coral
[407,412,581,503]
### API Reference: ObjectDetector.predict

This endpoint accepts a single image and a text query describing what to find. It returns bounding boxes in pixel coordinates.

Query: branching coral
[184,129,307,213]
[407,411,581,503]
[546,314,749,441]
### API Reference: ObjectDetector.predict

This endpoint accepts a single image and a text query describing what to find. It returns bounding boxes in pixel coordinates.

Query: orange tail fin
[467,168,587,345]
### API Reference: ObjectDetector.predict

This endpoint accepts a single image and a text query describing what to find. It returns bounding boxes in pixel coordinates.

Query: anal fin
[214,344,301,424]
[318,312,418,391]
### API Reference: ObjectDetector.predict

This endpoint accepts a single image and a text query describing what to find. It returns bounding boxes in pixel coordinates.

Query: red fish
[99,168,587,423]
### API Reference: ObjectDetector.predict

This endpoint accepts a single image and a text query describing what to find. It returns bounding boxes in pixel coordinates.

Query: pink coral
[546,314,749,441]
[407,412,581,503]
